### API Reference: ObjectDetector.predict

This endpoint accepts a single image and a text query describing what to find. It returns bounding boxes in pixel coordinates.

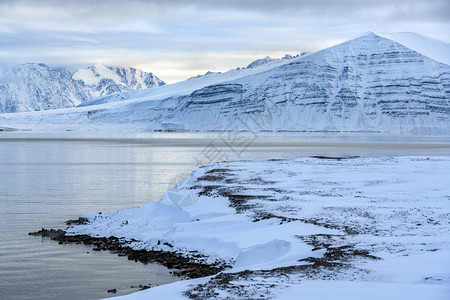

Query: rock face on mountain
[0,63,165,113]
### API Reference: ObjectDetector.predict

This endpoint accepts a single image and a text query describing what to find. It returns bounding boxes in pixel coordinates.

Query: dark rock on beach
[28,228,65,239]
[29,226,227,280]
[65,217,89,226]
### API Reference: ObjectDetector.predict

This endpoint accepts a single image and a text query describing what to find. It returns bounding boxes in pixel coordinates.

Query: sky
[0,0,449,83]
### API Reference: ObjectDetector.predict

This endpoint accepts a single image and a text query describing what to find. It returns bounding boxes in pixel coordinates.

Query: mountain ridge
[1,32,449,134]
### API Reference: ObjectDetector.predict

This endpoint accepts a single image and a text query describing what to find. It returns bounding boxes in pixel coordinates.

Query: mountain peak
[349,31,385,44]
[245,54,299,70]
[363,31,377,37]
[72,65,165,97]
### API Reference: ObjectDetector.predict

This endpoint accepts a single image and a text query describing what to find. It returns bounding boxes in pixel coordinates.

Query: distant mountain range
[187,54,305,81]
[1,32,449,134]
[0,63,165,113]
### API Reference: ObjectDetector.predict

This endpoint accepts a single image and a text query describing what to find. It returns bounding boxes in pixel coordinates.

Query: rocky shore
[29,222,228,280]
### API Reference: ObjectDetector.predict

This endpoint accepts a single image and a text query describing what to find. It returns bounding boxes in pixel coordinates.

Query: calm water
[1,132,449,299]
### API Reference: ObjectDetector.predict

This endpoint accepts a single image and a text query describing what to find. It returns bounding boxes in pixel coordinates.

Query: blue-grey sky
[1,0,449,83]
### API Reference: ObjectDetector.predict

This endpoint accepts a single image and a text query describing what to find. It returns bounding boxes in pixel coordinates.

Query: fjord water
[0,133,449,300]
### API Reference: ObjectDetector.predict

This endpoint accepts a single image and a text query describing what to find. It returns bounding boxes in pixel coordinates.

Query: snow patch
[234,239,291,268]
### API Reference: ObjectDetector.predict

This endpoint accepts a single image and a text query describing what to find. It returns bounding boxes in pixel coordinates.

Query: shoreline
[29,226,228,280]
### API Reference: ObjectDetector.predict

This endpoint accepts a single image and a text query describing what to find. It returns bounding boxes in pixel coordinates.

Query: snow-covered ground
[66,156,450,299]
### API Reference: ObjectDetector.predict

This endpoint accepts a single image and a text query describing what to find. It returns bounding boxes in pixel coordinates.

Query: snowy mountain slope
[244,54,300,69]
[1,32,449,134]
[379,32,450,66]
[0,63,165,113]
[0,63,90,113]
[185,55,300,81]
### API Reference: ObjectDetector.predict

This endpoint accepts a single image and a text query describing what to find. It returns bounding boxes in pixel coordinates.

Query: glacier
[1,32,449,134]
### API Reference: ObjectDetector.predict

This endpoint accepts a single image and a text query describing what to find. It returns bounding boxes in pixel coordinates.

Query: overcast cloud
[1,0,449,83]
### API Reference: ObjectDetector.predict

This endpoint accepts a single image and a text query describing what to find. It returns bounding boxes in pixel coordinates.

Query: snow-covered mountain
[73,64,165,98]
[184,54,301,82]
[0,63,90,113]
[0,63,165,113]
[244,53,303,69]
[1,32,449,134]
